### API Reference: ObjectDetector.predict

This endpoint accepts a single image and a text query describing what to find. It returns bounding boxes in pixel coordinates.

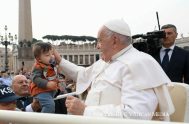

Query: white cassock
[59,44,175,121]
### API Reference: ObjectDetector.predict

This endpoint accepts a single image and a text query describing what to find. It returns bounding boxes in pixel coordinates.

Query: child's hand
[46,81,58,89]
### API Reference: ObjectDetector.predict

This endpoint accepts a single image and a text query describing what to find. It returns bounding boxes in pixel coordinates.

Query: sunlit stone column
[16,0,34,72]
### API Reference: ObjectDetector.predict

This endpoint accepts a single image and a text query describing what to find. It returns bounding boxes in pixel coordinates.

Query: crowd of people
[0,19,189,124]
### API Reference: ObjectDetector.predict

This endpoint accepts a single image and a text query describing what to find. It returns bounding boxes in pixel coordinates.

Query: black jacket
[16,97,33,111]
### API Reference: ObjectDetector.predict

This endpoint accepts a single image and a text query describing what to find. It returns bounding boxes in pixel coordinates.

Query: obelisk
[18,0,34,72]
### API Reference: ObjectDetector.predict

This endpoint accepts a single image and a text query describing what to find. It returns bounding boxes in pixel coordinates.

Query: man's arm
[53,48,85,81]
[58,58,85,82]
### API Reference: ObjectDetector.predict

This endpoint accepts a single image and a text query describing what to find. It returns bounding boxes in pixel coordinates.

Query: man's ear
[176,32,178,38]
[112,34,118,45]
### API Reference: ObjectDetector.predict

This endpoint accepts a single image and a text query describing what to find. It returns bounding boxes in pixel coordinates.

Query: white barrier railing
[0,110,182,124]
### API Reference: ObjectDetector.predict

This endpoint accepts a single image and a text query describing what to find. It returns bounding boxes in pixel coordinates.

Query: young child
[30,42,59,113]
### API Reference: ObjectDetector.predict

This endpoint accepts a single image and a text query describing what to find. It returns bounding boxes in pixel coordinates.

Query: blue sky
[0,0,189,41]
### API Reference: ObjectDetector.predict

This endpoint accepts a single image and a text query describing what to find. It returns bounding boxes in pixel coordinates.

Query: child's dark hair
[33,42,52,58]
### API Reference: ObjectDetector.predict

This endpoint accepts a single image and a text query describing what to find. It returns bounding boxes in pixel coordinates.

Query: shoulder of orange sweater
[34,61,47,69]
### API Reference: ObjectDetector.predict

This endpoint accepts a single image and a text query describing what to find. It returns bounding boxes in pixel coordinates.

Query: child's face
[38,49,54,65]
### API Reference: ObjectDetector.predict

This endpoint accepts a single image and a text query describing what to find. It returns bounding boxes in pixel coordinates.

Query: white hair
[104,27,132,45]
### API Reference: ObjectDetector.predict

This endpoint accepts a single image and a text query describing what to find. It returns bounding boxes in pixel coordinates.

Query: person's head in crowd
[25,71,31,79]
[32,42,55,65]
[11,71,14,75]
[1,72,9,78]
[0,81,3,85]
[96,19,132,62]
[161,24,178,48]
[11,75,30,97]
[0,85,20,110]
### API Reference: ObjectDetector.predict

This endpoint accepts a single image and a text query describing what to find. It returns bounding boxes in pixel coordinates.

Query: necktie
[162,49,170,71]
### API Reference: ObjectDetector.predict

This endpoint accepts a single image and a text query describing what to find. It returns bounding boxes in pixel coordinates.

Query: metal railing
[0,110,183,124]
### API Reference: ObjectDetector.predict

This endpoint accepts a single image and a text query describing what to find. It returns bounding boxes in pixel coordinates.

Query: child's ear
[36,57,41,62]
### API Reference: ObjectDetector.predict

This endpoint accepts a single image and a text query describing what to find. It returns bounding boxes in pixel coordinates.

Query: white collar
[162,44,175,51]
[111,44,132,61]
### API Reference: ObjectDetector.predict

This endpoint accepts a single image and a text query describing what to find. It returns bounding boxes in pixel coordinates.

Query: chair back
[168,83,189,122]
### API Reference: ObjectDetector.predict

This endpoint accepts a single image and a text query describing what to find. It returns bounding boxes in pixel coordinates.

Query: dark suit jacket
[16,97,33,111]
[153,46,189,84]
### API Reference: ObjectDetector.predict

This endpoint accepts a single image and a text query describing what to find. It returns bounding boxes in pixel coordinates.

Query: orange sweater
[30,61,58,96]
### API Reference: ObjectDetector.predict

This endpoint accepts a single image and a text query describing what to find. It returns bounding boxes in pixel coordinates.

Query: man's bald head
[12,75,27,83]
[12,75,30,97]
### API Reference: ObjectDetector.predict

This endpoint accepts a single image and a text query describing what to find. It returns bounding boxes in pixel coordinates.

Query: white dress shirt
[160,44,175,62]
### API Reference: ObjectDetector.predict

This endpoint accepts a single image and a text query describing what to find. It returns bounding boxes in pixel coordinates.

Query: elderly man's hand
[65,96,86,115]
[53,48,62,64]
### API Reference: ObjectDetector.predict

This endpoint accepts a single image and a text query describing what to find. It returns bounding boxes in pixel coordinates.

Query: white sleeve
[59,58,85,81]
[25,104,34,112]
[59,58,98,94]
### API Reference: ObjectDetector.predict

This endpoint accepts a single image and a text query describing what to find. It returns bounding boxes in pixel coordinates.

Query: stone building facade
[175,37,189,50]
[55,43,100,66]
[0,48,12,72]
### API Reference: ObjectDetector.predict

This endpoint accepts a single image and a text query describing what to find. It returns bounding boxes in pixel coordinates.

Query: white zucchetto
[104,19,131,36]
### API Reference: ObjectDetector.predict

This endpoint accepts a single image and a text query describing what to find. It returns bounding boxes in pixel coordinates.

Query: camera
[132,30,166,55]
[132,30,165,39]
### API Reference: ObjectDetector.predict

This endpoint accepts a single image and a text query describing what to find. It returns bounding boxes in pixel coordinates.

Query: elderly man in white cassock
[54,19,175,121]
